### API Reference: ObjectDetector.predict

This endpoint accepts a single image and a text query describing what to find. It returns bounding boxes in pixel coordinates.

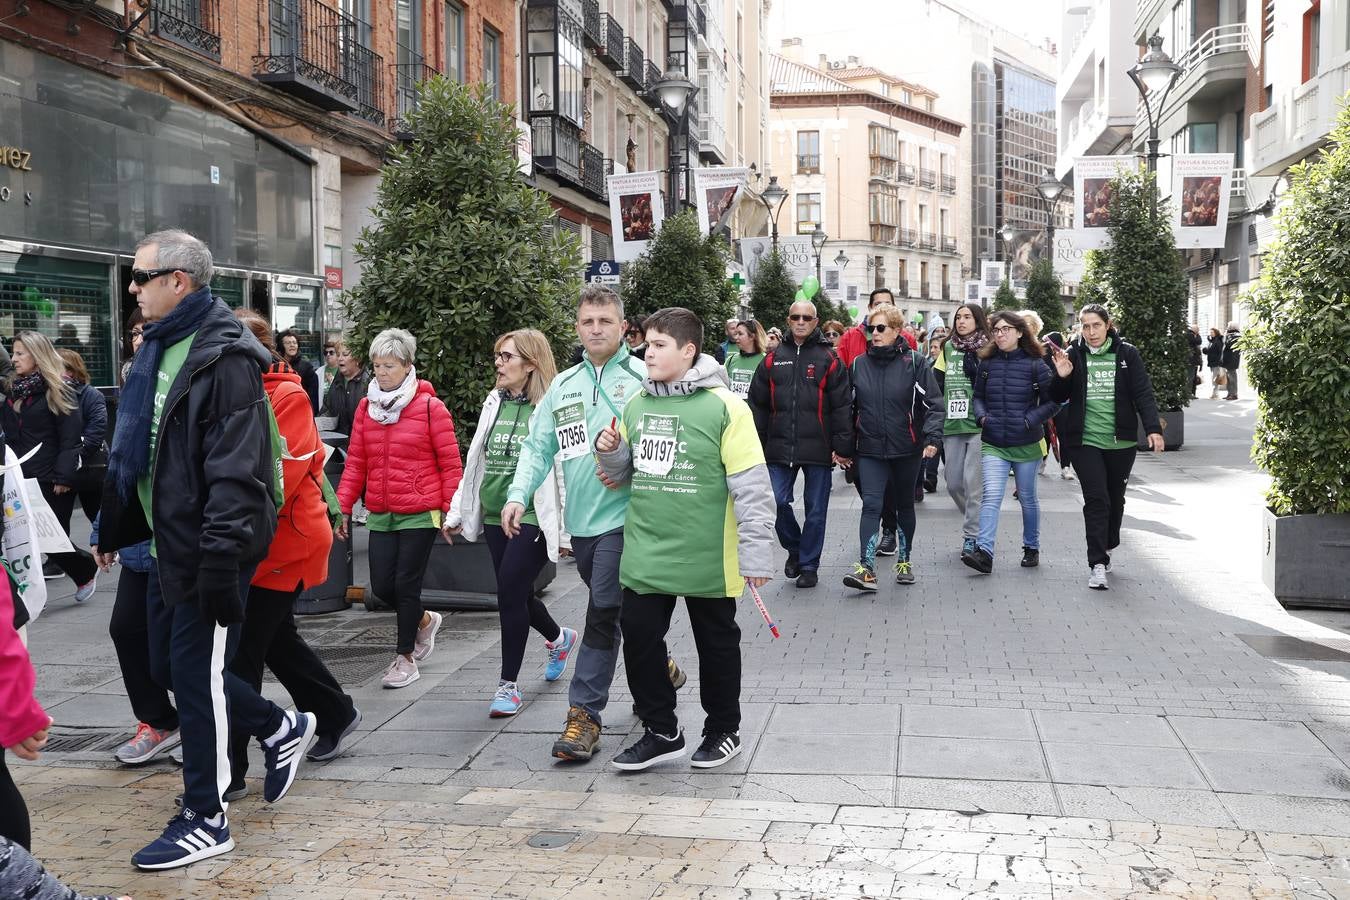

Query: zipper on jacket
[789,342,801,465]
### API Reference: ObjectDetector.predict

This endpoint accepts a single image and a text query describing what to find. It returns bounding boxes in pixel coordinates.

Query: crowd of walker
[0,228,1202,895]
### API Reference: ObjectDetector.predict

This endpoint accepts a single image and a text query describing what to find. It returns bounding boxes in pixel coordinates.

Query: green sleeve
[506,387,559,506]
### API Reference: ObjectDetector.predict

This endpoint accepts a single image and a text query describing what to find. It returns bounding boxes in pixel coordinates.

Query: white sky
[768,0,1063,54]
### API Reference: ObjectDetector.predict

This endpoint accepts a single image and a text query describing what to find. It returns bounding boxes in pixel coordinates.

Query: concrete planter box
[1262,507,1350,609]
[1137,409,1184,451]
[363,535,555,613]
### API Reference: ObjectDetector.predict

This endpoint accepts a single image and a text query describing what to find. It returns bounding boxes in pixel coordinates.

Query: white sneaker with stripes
[262,710,318,803]
[131,808,233,870]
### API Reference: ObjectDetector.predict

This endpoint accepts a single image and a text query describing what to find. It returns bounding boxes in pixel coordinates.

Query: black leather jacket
[97,300,277,607]
[747,329,854,466]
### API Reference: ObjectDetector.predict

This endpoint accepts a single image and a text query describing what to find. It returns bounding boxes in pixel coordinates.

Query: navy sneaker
[263,710,317,803]
[132,808,233,870]
[612,729,686,771]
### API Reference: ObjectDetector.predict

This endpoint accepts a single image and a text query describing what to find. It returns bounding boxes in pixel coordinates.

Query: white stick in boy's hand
[595,416,619,453]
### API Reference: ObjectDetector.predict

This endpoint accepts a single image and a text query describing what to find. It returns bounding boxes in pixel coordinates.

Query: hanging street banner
[1171,153,1235,249]
[1073,155,1136,249]
[693,167,750,237]
[607,170,665,262]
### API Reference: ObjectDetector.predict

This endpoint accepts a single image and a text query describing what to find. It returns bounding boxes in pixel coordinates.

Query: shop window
[0,254,115,386]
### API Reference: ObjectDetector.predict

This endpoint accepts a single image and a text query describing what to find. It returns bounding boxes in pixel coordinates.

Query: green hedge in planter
[1246,104,1350,516]
[342,78,581,441]
[749,247,797,329]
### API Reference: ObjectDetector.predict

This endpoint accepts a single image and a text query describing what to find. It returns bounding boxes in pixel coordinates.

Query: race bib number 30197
[634,413,680,477]
[554,402,590,461]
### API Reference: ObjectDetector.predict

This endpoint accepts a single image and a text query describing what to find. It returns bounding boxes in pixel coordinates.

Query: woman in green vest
[724,319,767,400]
[933,303,988,557]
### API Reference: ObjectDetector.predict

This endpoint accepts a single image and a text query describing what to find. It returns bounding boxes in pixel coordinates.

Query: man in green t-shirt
[596,307,776,771]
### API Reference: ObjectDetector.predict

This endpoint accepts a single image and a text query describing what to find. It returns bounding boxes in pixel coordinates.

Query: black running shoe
[690,732,742,769]
[961,547,993,574]
[612,729,686,771]
[1020,548,1040,568]
[876,530,898,556]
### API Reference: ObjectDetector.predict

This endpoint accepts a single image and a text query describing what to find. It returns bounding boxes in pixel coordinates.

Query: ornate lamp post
[1128,33,1183,217]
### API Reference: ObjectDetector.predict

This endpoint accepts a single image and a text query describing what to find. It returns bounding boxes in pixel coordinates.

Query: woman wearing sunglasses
[724,319,767,399]
[961,310,1065,575]
[842,304,943,592]
[446,330,574,717]
[822,321,844,347]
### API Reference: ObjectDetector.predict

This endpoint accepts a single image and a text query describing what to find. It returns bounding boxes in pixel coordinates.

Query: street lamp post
[651,72,698,218]
[1036,172,1066,273]
[758,175,788,250]
[1128,33,1183,218]
[811,224,827,298]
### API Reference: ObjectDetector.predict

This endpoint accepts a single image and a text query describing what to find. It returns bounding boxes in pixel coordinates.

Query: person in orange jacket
[226,311,361,798]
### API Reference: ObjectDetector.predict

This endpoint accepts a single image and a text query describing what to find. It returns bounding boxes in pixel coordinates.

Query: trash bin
[295,431,355,616]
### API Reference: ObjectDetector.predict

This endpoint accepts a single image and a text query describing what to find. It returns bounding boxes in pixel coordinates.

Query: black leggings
[38,483,98,587]
[0,756,28,851]
[483,524,560,682]
[367,527,438,655]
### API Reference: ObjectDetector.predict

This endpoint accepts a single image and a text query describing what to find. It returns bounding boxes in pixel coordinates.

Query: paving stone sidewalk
[14,395,1350,897]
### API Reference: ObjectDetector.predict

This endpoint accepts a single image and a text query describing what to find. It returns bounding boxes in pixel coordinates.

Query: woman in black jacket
[1047,304,1163,591]
[1203,327,1225,399]
[842,303,943,592]
[279,330,319,413]
[1,331,99,600]
[57,350,108,522]
[317,340,370,436]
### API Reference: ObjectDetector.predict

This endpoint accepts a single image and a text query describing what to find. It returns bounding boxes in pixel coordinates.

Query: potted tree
[1080,169,1190,449]
[1023,258,1069,335]
[342,78,581,610]
[1247,105,1350,609]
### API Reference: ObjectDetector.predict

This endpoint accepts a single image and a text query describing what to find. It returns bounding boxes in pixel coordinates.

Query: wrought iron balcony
[580,142,606,200]
[254,0,359,111]
[941,236,958,255]
[796,154,820,174]
[532,117,582,186]
[620,37,645,90]
[942,283,952,301]
[345,43,385,128]
[920,282,932,299]
[940,174,956,193]
[897,163,916,183]
[390,61,439,140]
[149,0,221,58]
[918,167,936,188]
[668,0,705,38]
[918,231,936,250]
[642,61,663,109]
[582,0,603,48]
[598,13,623,70]
[896,228,916,247]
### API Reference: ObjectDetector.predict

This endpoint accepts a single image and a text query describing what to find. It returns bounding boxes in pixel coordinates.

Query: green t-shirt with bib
[724,351,764,400]
[936,343,980,436]
[367,510,442,532]
[138,332,196,557]
[1082,350,1135,450]
[480,398,538,528]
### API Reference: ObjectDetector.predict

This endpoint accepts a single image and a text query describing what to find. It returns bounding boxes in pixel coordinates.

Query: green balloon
[911,312,924,323]
[801,276,820,299]
[794,289,807,301]
[848,306,859,318]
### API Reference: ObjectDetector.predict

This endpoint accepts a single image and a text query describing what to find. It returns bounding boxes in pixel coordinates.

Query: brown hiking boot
[552,706,601,761]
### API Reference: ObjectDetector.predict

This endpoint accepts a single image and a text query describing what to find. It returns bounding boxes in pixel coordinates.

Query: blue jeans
[767,464,833,572]
[977,453,1041,556]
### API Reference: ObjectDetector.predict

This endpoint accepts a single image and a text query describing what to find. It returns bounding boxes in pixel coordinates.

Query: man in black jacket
[1221,322,1242,400]
[748,300,853,588]
[97,230,317,871]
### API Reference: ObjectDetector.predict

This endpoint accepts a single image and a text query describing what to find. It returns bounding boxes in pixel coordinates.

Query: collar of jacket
[791,328,830,349]
[865,341,910,364]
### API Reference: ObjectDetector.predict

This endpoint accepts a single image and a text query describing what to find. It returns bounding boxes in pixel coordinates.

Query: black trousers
[109,567,178,732]
[367,528,437,655]
[229,584,355,780]
[621,591,740,738]
[852,469,901,532]
[0,756,28,851]
[483,524,560,683]
[73,465,104,523]
[37,482,98,587]
[1069,445,1137,568]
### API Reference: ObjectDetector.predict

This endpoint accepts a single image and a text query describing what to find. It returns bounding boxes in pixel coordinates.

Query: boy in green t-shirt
[595,307,776,771]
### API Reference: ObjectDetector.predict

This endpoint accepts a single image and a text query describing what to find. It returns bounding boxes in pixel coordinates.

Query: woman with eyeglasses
[842,304,943,592]
[1047,303,1163,591]
[961,310,1065,575]
[1,330,100,602]
[934,303,989,559]
[336,328,463,689]
[278,329,319,414]
[446,330,574,717]
[724,319,767,399]
[822,321,844,347]
[623,316,648,360]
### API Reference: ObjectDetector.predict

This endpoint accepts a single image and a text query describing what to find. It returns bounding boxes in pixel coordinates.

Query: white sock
[263,711,295,748]
[205,813,225,828]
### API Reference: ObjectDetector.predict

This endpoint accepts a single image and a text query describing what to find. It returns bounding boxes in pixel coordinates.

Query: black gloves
[197,565,245,626]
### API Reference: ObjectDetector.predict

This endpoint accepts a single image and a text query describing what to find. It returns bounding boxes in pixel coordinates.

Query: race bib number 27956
[554,402,590,461]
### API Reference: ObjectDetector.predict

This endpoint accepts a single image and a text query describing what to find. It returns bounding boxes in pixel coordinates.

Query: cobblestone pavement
[15,395,1350,898]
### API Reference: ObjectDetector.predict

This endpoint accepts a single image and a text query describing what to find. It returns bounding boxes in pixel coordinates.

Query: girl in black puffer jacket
[961,310,1065,574]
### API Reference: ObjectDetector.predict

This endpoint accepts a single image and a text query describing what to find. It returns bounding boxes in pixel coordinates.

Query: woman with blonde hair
[57,349,108,523]
[447,329,573,716]
[2,331,99,601]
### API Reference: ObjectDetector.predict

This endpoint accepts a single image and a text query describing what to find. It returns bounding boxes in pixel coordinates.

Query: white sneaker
[1061,467,1075,480]
[74,573,98,603]
[412,611,442,662]
[382,655,420,689]
[1088,564,1109,591]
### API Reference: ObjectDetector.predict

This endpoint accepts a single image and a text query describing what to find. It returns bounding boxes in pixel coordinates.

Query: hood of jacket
[184,300,274,375]
[642,353,729,396]
[263,361,301,391]
[865,341,911,365]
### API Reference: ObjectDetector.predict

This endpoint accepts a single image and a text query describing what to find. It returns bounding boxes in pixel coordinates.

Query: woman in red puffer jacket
[337,328,462,689]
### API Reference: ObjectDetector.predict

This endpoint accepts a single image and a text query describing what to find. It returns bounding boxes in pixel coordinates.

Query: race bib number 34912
[554,402,590,461]
[634,413,680,477]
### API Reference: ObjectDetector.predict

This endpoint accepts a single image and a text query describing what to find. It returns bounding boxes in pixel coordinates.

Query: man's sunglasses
[788,314,816,323]
[865,323,892,334]
[130,267,183,286]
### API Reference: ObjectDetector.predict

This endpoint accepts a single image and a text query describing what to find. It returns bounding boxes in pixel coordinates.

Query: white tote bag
[2,445,49,622]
